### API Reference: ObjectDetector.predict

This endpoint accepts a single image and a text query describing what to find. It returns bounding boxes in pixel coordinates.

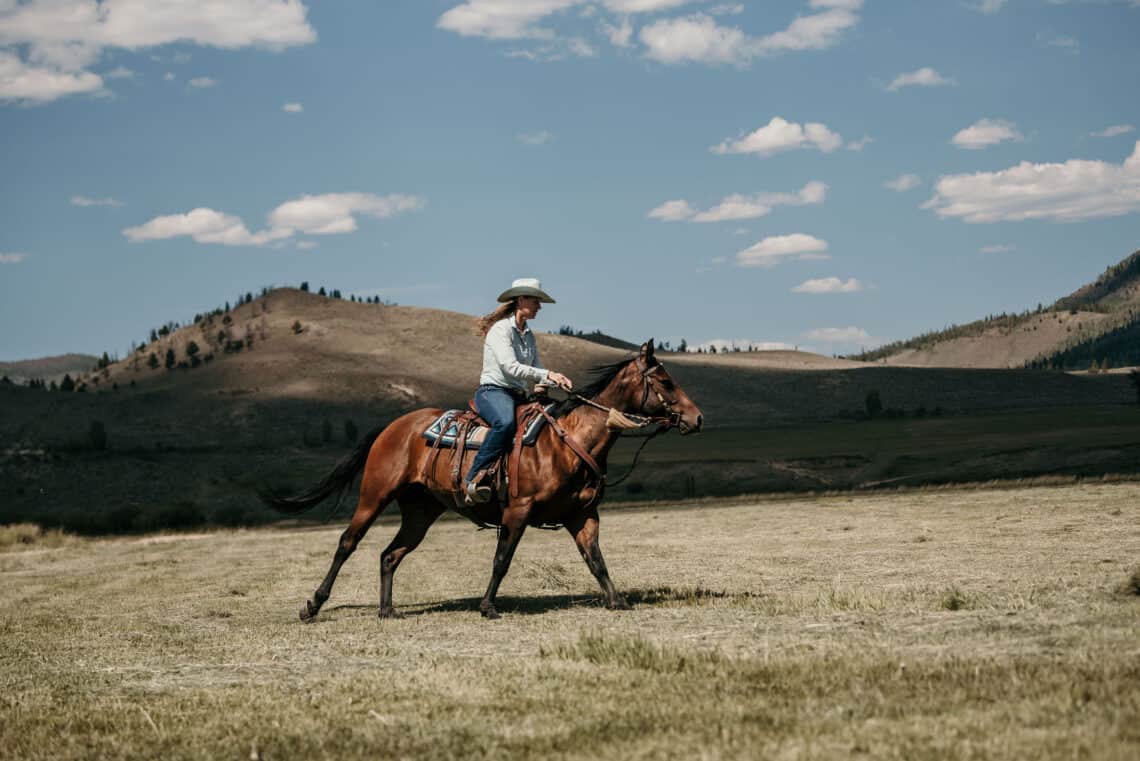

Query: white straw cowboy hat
[497,277,556,304]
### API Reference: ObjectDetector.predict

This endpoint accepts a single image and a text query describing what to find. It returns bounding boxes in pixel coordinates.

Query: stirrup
[464,480,492,505]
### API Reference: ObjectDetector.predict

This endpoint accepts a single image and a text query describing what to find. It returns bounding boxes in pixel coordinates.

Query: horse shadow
[323,586,741,620]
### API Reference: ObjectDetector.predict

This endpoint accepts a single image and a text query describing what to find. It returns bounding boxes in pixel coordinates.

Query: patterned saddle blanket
[422,405,555,450]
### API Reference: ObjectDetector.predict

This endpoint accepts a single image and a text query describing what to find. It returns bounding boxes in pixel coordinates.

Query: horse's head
[623,339,704,435]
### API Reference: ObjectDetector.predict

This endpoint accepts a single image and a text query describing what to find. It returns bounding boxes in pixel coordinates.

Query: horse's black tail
[259,426,385,516]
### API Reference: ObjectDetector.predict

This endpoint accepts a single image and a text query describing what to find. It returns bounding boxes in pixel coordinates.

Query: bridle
[564,357,683,431]
[634,358,684,429]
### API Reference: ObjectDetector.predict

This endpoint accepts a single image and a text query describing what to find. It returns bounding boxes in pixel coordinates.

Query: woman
[465,278,573,504]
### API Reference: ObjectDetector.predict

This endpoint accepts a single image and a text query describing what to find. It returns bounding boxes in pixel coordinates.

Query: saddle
[419,399,603,521]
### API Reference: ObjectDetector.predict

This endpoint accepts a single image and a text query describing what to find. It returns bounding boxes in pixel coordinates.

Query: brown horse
[261,340,703,621]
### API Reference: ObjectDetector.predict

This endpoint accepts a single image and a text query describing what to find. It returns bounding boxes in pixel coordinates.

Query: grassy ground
[2,483,1139,759]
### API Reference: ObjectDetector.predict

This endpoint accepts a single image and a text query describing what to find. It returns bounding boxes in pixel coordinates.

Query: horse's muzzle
[678,413,703,435]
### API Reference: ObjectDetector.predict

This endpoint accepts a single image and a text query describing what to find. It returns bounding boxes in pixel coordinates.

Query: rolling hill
[1,287,1135,534]
[857,248,1140,370]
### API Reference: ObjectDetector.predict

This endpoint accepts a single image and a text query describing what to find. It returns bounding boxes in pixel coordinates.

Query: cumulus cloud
[648,181,827,223]
[437,0,581,40]
[268,193,426,235]
[805,326,870,342]
[884,174,921,192]
[71,195,123,207]
[104,65,134,79]
[0,0,316,103]
[923,141,1140,223]
[712,116,843,157]
[736,233,829,267]
[979,244,1015,254]
[639,4,859,66]
[886,66,955,91]
[0,252,28,264]
[791,276,863,294]
[123,192,425,246]
[282,101,303,112]
[601,17,633,47]
[951,118,1023,150]
[188,76,216,88]
[0,51,102,102]
[517,130,554,145]
[846,134,873,151]
[1091,124,1134,138]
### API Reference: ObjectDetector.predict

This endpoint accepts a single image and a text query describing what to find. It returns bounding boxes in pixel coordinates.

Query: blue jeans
[466,385,518,482]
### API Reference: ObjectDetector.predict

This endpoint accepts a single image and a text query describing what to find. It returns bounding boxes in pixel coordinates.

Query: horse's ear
[640,339,655,361]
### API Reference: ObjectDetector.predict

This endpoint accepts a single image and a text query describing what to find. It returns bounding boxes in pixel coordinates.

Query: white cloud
[71,195,123,207]
[974,0,1006,13]
[282,101,303,113]
[0,51,102,102]
[296,240,318,250]
[736,233,829,268]
[122,208,290,246]
[1090,124,1134,138]
[104,65,134,79]
[648,181,827,223]
[646,199,696,221]
[923,141,1140,223]
[846,134,873,151]
[268,193,426,235]
[884,174,921,192]
[886,66,955,91]
[602,0,692,12]
[517,130,554,145]
[123,192,425,247]
[1037,32,1079,53]
[805,326,870,342]
[979,244,1015,254]
[0,0,316,104]
[0,252,27,264]
[164,72,175,81]
[188,76,215,88]
[951,118,1023,150]
[639,4,859,66]
[437,0,580,40]
[708,3,744,15]
[601,17,633,47]
[712,116,843,157]
[792,276,863,294]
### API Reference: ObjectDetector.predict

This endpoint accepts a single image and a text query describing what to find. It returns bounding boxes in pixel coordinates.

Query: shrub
[292,320,303,335]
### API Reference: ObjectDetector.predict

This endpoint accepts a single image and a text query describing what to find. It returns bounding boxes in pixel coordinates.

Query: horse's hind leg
[565,511,630,610]
[300,470,398,622]
[377,488,445,619]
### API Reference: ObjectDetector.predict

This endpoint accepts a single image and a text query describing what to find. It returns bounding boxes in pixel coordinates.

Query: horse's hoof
[378,607,404,620]
[607,597,632,611]
[480,606,501,620]
[299,601,318,622]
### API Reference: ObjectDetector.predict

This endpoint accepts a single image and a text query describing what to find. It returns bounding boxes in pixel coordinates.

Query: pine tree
[60,373,75,392]
[147,353,159,370]
[164,348,176,369]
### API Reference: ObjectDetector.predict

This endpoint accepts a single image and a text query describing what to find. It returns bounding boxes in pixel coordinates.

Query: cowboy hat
[497,277,556,303]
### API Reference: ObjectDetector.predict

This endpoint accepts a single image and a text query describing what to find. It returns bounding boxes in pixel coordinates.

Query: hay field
[2,483,1139,760]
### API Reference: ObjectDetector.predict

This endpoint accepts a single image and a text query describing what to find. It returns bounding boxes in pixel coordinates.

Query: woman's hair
[476,300,516,336]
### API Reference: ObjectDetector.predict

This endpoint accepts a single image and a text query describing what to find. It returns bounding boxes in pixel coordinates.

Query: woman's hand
[546,371,573,391]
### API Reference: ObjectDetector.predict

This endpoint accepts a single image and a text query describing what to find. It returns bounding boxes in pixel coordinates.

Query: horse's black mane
[549,356,637,418]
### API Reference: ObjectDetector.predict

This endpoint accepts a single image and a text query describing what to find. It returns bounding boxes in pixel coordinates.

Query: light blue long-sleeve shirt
[479,317,549,391]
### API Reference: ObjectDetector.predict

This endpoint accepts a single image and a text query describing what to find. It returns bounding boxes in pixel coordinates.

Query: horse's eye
[660,379,675,391]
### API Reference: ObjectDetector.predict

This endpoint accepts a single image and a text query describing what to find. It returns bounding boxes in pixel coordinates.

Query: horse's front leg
[479,500,531,619]
[566,511,630,610]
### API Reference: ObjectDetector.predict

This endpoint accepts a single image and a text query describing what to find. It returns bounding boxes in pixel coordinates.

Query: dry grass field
[2,483,1139,760]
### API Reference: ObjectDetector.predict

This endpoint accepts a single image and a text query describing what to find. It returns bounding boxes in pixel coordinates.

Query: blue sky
[2,0,1139,361]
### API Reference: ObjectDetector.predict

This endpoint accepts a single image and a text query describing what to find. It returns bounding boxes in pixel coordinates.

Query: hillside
[1,287,1135,534]
[858,248,1140,369]
[0,353,99,384]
